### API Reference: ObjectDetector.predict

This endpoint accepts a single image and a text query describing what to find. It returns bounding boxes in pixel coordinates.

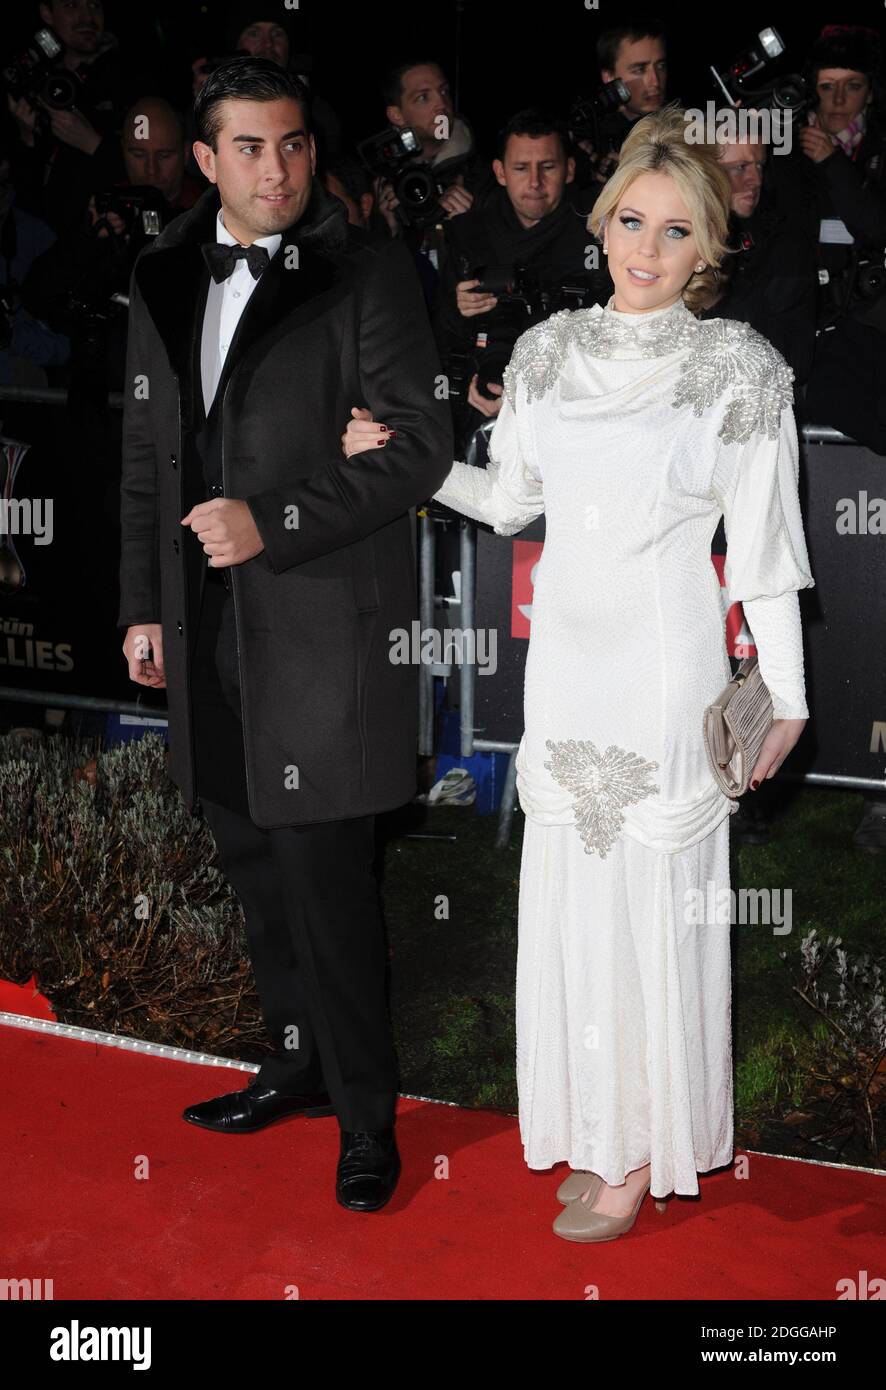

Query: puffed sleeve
[711,382,815,721]
[432,374,544,536]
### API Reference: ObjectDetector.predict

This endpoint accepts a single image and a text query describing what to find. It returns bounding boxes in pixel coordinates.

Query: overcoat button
[173,539,179,553]
[170,453,178,469]
[177,621,183,634]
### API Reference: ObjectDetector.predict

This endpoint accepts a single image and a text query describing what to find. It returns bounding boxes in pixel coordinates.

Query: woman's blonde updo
[587,101,736,313]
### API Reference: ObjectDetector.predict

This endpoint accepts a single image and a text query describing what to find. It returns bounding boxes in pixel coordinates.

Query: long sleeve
[711,396,815,721]
[432,377,544,535]
[245,238,453,572]
[741,591,809,720]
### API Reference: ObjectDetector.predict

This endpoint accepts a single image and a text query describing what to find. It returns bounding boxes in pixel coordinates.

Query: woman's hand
[749,718,807,789]
[799,111,837,164]
[341,405,395,458]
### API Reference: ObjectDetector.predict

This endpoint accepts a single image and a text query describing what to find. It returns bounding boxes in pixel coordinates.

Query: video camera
[568,79,631,151]
[450,262,600,400]
[2,27,83,114]
[710,27,810,118]
[92,186,168,239]
[357,124,473,229]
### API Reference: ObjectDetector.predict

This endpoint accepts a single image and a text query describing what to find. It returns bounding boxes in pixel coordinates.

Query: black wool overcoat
[118,181,454,826]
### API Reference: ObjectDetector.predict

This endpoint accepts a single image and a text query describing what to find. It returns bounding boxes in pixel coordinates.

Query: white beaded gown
[433,293,815,1198]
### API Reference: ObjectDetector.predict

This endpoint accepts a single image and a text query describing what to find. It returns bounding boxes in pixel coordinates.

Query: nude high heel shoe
[556,1170,601,1204]
[552,1179,669,1242]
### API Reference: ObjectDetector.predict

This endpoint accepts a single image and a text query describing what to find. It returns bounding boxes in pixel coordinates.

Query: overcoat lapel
[133,183,349,426]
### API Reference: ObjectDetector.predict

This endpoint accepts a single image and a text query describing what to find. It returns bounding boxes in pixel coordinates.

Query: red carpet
[2,1021,884,1300]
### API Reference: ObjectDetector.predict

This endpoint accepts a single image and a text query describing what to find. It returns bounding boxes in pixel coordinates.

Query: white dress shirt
[200,210,282,415]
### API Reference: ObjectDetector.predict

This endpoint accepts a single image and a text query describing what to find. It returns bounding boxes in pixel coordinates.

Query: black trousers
[190,565,399,1131]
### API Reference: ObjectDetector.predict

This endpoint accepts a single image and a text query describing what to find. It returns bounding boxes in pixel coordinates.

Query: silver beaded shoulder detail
[502,303,794,446]
[502,309,574,408]
[674,319,795,445]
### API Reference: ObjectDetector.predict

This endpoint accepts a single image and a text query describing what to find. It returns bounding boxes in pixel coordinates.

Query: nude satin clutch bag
[703,656,773,798]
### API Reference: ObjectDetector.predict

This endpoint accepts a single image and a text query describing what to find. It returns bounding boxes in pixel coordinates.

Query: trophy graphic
[0,434,31,595]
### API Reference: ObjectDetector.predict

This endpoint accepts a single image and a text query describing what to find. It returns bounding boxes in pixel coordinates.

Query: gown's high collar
[601,293,693,327]
[570,291,699,360]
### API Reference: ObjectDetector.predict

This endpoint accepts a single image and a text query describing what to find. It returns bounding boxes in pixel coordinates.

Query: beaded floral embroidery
[503,300,794,445]
[543,738,660,858]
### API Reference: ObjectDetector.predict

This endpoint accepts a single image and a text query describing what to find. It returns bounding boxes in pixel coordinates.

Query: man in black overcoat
[118,57,454,1210]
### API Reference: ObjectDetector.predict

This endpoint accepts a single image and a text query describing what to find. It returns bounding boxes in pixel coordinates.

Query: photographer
[698,127,817,390]
[21,97,192,393]
[6,0,135,238]
[366,59,496,313]
[118,97,201,215]
[0,121,69,385]
[794,26,886,854]
[220,3,343,162]
[374,59,495,235]
[791,27,886,458]
[573,18,669,190]
[434,110,609,452]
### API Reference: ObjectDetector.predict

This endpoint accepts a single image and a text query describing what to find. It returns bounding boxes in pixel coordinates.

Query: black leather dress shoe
[182,1080,335,1132]
[336,1129,401,1211]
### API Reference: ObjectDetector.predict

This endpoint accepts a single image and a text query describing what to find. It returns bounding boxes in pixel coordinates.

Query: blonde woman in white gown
[341,105,814,1242]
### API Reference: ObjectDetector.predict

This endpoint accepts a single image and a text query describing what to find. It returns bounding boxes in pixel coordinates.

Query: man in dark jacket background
[118,58,453,1211]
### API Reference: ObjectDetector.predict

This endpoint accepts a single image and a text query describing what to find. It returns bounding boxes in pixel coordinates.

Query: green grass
[382,787,885,1157]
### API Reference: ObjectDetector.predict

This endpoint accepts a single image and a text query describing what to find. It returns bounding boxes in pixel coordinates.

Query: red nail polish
[377,438,386,445]
[750,779,759,790]
[387,430,398,437]
[379,424,388,432]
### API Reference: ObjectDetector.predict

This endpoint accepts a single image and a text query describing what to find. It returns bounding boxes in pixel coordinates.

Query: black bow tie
[201,241,271,283]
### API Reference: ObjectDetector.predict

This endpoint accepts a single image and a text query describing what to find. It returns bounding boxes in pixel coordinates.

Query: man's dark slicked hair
[597,17,668,75]
[194,55,312,150]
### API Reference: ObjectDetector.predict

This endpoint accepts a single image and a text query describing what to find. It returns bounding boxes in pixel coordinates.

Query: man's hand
[456,277,498,318]
[123,623,165,688]
[180,498,265,566]
[7,93,37,147]
[467,374,503,417]
[799,112,837,165]
[88,194,126,238]
[749,718,807,788]
[439,182,474,218]
[42,104,102,155]
[374,175,401,237]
